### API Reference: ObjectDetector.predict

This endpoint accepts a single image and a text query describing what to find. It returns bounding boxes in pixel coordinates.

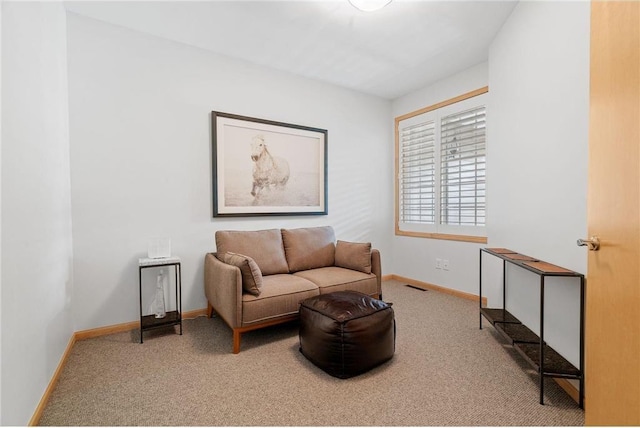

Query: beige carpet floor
[39,280,584,426]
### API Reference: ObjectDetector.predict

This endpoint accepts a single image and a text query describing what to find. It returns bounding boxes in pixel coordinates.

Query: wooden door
[586,1,640,425]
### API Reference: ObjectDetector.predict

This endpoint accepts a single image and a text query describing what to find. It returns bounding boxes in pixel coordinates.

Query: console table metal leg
[502,259,507,324]
[139,266,143,344]
[539,276,545,405]
[479,249,483,330]
[178,263,183,335]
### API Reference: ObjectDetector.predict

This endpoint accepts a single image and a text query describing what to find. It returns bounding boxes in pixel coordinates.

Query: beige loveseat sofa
[204,226,381,353]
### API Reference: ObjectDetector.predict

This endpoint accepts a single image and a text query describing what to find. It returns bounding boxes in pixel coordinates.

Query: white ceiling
[64,0,517,100]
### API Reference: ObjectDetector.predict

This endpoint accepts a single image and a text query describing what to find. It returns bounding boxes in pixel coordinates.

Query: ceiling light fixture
[348,0,392,12]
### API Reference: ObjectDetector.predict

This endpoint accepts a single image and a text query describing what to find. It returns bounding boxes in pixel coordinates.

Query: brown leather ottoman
[298,291,395,379]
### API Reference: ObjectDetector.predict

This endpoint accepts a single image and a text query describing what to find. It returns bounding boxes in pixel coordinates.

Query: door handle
[577,236,600,251]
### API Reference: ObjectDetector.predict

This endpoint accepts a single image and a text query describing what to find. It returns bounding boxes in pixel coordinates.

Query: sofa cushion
[221,252,263,296]
[281,226,336,273]
[241,274,319,325]
[293,267,378,297]
[335,240,372,274]
[216,229,289,275]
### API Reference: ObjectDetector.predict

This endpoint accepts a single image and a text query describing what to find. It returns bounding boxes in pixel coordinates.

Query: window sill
[395,229,487,244]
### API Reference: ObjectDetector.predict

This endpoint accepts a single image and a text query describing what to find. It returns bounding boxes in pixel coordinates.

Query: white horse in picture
[250,135,290,197]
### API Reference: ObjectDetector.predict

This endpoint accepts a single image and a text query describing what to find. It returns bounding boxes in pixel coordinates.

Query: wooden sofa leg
[207,302,214,318]
[233,330,241,354]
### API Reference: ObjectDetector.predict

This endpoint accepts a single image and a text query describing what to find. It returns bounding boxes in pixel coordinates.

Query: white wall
[1,3,74,425]
[487,1,590,366]
[390,62,488,296]
[390,1,589,369]
[66,13,393,331]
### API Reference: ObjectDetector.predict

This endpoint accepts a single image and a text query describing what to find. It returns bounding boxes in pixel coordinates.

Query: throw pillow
[334,240,372,274]
[222,252,263,296]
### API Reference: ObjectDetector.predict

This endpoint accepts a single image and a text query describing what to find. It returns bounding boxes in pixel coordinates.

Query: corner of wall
[1,2,75,424]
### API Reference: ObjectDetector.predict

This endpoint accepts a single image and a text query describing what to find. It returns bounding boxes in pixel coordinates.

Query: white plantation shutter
[396,90,487,237]
[399,120,436,224]
[440,106,486,226]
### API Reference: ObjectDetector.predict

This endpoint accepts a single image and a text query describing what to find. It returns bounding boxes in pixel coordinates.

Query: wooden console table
[479,248,584,408]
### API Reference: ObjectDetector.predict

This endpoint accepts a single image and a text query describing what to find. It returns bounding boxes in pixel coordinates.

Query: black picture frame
[212,111,328,217]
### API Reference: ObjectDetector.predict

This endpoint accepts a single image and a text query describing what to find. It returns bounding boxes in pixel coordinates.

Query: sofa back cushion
[215,229,289,275]
[282,226,336,273]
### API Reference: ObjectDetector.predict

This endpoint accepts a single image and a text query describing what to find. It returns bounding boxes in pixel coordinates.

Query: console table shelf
[479,307,520,325]
[514,343,581,377]
[479,247,584,408]
[141,310,181,330]
[495,321,540,345]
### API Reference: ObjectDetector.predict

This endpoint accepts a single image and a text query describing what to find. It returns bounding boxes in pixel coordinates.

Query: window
[395,88,487,243]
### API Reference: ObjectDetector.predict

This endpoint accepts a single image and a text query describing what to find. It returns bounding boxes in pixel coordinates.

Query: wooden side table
[138,256,182,343]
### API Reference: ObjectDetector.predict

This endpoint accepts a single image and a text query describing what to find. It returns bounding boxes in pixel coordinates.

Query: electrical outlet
[443,259,450,271]
[436,258,442,269]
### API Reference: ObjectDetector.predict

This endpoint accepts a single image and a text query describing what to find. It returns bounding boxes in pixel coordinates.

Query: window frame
[394,87,488,244]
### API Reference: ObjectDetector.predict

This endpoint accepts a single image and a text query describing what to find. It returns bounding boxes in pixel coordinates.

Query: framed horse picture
[211,111,328,217]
